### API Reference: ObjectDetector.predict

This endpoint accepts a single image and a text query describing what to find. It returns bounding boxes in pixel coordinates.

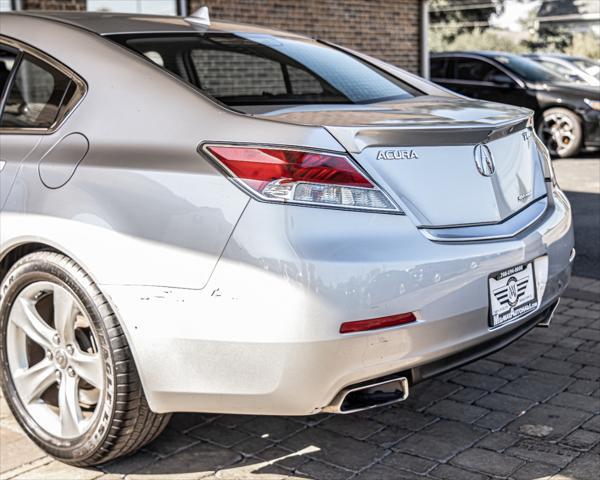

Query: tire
[537,107,583,158]
[0,251,170,466]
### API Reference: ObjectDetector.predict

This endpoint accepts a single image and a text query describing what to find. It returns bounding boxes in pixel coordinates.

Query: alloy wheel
[539,112,575,157]
[6,281,104,439]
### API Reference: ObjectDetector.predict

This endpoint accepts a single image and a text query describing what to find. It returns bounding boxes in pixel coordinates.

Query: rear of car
[100,31,574,414]
[0,13,574,466]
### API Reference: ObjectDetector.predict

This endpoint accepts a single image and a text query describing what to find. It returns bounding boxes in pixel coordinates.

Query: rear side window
[117,33,421,108]
[0,53,75,129]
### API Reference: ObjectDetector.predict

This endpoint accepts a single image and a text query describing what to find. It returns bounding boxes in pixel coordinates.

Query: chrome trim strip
[420,196,549,242]
[0,35,87,135]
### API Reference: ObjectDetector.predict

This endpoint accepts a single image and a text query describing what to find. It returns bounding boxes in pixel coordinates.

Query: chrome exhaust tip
[537,299,560,328]
[323,376,409,414]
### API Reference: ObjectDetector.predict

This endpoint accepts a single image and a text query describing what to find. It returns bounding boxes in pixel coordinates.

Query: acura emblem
[473,143,495,177]
[376,149,418,160]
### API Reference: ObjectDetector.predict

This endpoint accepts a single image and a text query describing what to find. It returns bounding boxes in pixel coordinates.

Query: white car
[0,11,574,466]
[526,53,600,86]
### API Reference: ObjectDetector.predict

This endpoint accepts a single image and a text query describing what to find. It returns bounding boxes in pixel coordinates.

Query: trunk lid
[257,96,547,226]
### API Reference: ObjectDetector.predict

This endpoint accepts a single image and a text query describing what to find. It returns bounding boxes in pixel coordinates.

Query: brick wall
[191,0,422,72]
[18,0,422,73]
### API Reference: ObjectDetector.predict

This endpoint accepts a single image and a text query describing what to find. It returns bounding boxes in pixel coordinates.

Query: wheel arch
[0,241,59,284]
[0,239,150,407]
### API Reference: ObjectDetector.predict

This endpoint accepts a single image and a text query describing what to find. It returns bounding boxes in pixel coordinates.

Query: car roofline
[1,11,312,39]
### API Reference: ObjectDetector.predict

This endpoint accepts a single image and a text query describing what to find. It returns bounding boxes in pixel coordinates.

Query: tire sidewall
[0,254,116,462]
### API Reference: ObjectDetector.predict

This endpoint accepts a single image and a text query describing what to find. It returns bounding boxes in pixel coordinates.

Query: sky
[491,0,541,31]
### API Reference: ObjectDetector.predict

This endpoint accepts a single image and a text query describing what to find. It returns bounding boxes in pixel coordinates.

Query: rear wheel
[537,107,582,158]
[0,251,170,466]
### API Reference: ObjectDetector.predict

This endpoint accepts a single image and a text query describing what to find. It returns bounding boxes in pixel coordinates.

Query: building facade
[2,0,427,74]
[537,0,600,36]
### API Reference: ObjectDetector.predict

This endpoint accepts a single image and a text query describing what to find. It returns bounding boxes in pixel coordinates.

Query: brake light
[340,312,417,334]
[204,145,399,212]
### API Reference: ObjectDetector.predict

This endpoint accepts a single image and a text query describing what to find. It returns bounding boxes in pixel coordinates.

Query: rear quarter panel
[0,15,341,289]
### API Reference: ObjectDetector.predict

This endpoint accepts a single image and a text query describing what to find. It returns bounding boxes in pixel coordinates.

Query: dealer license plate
[489,262,538,327]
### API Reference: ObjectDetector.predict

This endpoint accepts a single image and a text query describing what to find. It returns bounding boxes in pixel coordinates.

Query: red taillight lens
[207,146,373,191]
[204,145,399,213]
[340,313,416,334]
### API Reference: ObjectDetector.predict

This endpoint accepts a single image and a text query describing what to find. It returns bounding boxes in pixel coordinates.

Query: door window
[0,46,17,98]
[453,58,504,83]
[0,53,76,129]
[430,57,448,79]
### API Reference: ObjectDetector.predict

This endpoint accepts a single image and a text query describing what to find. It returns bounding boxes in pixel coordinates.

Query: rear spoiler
[327,115,533,153]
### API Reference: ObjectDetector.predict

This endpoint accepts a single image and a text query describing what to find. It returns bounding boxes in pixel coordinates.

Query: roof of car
[430,51,521,59]
[4,11,308,38]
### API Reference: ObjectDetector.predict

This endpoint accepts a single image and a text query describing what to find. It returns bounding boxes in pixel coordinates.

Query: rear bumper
[412,298,560,383]
[103,189,574,415]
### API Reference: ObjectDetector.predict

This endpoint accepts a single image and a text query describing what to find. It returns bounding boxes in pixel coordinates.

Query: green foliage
[565,32,600,60]
[430,28,528,53]
[429,0,599,60]
[430,28,600,60]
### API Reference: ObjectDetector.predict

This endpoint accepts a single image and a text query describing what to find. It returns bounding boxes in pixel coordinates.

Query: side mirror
[565,73,582,82]
[488,73,515,87]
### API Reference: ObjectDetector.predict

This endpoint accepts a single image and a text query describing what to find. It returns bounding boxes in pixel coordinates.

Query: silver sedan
[0,10,574,466]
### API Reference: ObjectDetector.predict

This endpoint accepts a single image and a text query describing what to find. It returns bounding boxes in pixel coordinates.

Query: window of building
[0,53,75,129]
[0,0,12,12]
[87,0,177,15]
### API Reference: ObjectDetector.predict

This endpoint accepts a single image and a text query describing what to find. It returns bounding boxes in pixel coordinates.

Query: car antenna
[185,6,210,27]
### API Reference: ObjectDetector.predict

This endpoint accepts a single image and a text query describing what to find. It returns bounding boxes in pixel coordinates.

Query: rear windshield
[112,33,420,107]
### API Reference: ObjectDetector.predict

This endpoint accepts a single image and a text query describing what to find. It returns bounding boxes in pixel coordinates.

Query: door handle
[0,161,5,172]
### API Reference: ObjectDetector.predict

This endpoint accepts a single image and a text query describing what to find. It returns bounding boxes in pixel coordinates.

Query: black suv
[430,51,600,158]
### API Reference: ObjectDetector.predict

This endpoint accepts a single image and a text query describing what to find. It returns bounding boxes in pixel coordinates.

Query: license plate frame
[488,261,538,328]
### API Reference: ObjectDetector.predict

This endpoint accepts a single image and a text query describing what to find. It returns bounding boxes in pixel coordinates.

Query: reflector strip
[340,312,417,334]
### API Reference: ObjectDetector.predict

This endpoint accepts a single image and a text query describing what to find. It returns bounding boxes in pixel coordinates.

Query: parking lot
[1,155,599,480]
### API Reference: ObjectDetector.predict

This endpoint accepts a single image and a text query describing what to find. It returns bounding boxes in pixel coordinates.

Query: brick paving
[1,277,598,480]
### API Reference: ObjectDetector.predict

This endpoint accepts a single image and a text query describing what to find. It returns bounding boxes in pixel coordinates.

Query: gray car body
[0,12,574,415]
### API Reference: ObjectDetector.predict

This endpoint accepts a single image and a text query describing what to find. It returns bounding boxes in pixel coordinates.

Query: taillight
[340,312,417,334]
[203,145,400,213]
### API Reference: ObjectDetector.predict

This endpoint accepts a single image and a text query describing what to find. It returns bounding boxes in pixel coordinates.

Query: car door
[449,56,539,110]
[0,40,83,209]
